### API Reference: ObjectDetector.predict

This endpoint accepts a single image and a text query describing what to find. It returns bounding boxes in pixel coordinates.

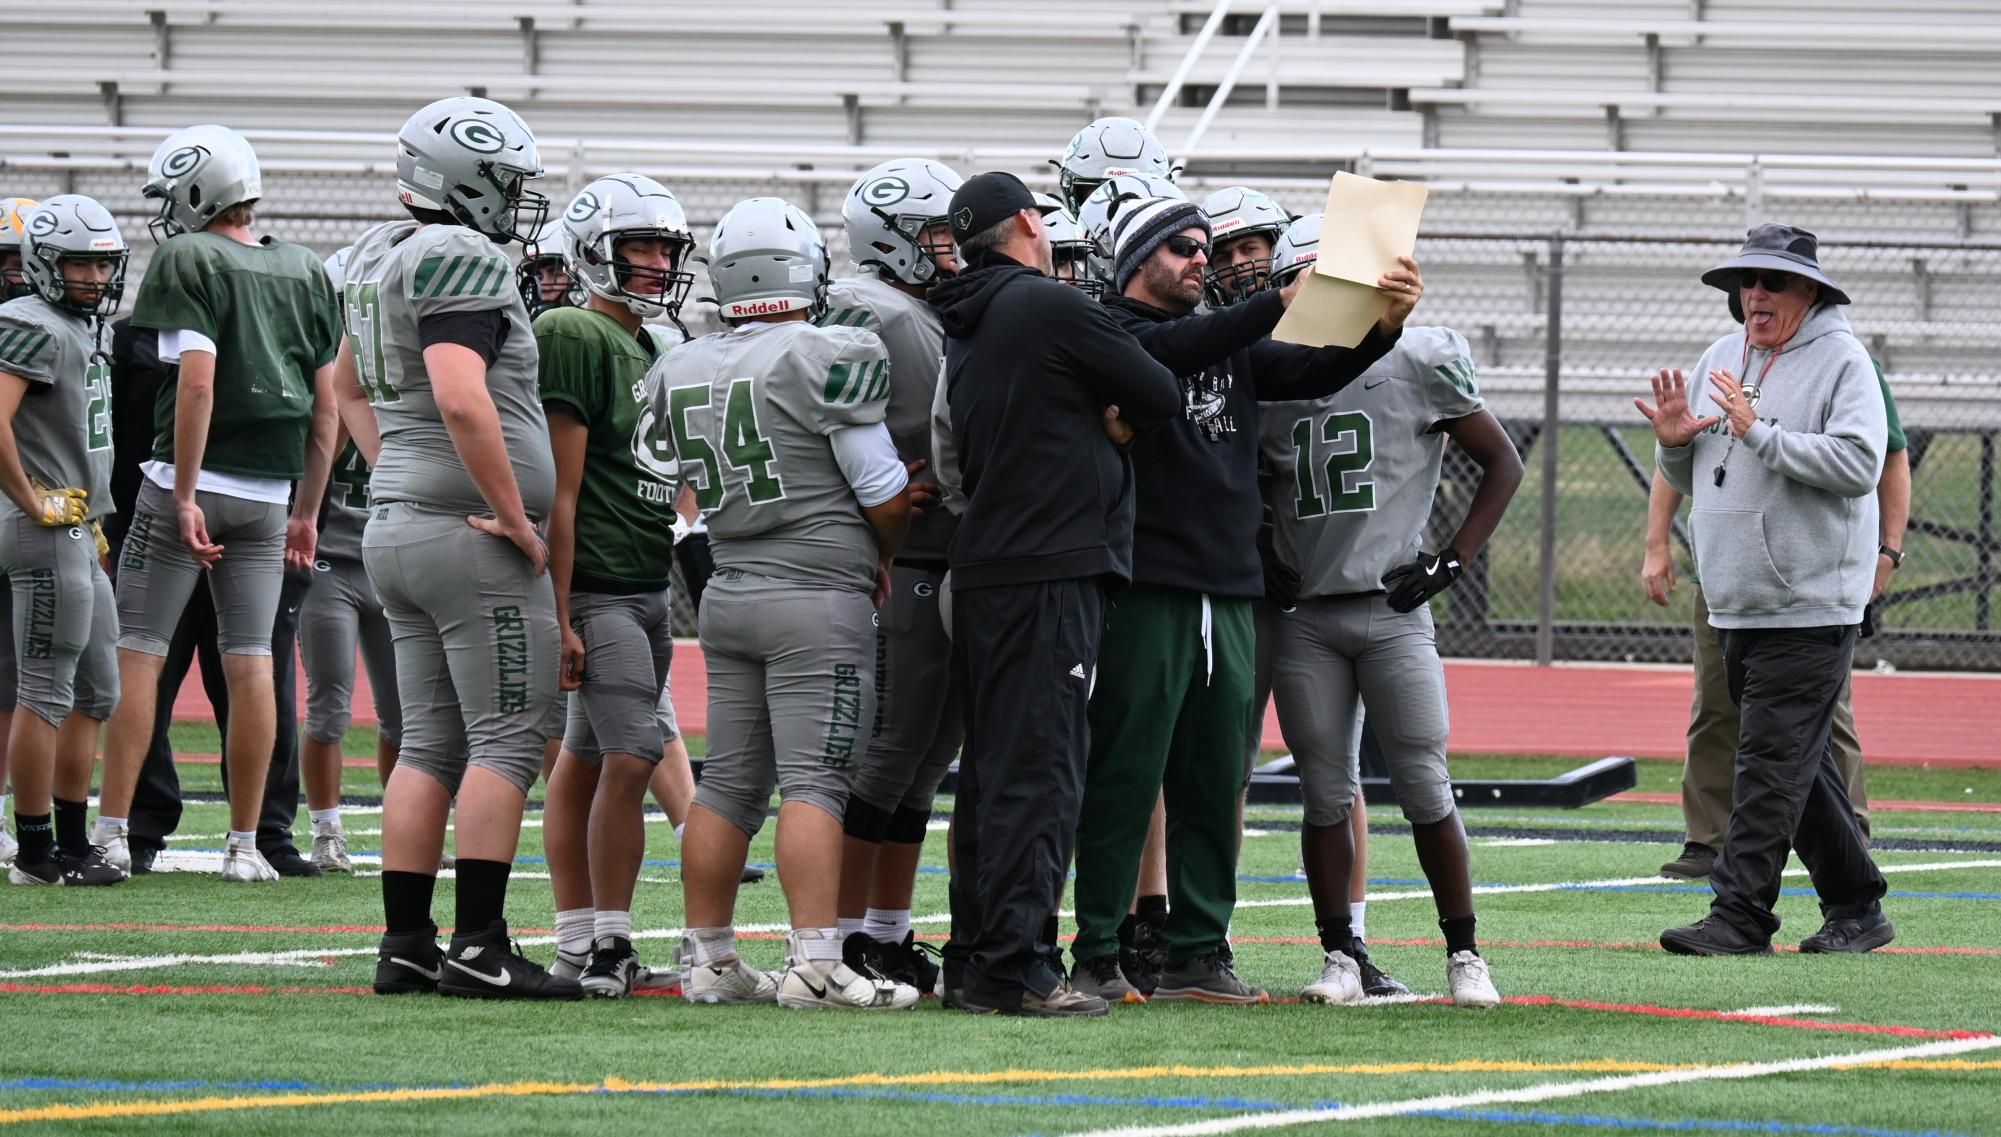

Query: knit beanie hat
[1110,198,1212,294]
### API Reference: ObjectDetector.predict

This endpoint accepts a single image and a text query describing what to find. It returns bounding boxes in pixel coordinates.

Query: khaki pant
[1682,585,1871,846]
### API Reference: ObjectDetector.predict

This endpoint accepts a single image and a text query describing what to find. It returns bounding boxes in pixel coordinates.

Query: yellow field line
[4,1057,1994,1126]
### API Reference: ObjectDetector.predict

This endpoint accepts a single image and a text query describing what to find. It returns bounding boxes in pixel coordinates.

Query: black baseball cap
[948,171,1059,242]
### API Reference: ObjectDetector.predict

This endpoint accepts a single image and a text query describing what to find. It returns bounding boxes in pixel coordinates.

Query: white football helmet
[1052,116,1172,214]
[1034,193,1100,297]
[1,197,39,300]
[705,197,829,322]
[395,96,546,246]
[1201,186,1291,306]
[21,195,129,317]
[559,173,695,320]
[842,159,964,286]
[143,125,261,243]
[1268,212,1324,289]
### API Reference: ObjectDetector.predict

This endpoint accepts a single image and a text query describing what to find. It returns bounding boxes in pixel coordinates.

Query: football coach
[928,172,1180,1017]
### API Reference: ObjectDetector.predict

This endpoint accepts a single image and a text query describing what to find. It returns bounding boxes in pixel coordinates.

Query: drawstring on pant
[1200,593,1214,686]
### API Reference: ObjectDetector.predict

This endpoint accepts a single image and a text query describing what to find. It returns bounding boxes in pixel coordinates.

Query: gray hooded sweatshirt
[1657,302,1887,630]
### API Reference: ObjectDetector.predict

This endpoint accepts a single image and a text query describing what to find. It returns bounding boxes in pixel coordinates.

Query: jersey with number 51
[1259,326,1484,599]
[340,220,555,519]
[648,320,892,594]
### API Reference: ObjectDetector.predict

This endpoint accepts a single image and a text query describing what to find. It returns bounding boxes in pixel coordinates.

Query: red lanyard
[1736,335,1790,400]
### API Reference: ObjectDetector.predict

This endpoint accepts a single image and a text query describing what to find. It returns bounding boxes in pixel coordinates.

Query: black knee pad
[884,805,932,844]
[843,797,893,842]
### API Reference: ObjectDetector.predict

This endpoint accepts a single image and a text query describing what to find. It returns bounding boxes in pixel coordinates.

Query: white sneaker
[1300,949,1364,1005]
[91,821,129,875]
[777,960,919,1010]
[1447,950,1500,1008]
[0,822,16,867]
[551,949,589,981]
[310,825,351,873]
[682,957,779,1004]
[220,841,280,883]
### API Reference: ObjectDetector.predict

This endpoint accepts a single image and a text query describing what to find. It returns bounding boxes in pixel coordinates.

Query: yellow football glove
[90,519,109,557]
[32,481,88,528]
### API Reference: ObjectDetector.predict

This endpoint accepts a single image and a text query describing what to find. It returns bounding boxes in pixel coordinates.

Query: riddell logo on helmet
[726,298,803,318]
[1212,217,1246,235]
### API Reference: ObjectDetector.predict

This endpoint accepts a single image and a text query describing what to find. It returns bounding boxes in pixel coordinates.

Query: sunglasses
[1163,235,1211,259]
[1739,269,1798,293]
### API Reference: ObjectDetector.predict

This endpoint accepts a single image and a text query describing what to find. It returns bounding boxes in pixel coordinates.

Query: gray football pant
[115,480,285,656]
[849,563,961,816]
[1,514,118,725]
[362,503,559,795]
[561,588,673,765]
[298,555,402,749]
[1269,593,1454,827]
[0,574,14,713]
[1682,584,1870,845]
[692,572,873,838]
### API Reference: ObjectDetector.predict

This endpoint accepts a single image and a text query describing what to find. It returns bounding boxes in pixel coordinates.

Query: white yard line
[1727,1004,1839,1017]
[1049,1035,2001,1137]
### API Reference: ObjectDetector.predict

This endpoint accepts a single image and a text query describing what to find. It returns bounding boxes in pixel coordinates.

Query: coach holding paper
[929,172,1180,1017]
[1637,223,1893,957]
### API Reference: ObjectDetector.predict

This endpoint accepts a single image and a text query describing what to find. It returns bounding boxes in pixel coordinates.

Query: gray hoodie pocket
[1690,508,1793,614]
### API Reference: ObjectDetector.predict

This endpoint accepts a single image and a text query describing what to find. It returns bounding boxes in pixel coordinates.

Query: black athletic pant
[676,533,714,616]
[129,569,310,854]
[946,577,1105,1010]
[1707,623,1886,941]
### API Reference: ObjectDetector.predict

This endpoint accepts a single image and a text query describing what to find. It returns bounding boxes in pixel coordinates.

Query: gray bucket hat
[1702,223,1850,323]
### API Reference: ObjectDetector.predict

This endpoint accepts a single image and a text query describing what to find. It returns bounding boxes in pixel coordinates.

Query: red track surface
[177,644,1999,767]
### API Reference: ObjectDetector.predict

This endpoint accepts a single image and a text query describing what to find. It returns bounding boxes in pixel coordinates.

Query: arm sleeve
[129,242,219,339]
[1245,321,1402,402]
[406,228,515,318]
[1117,288,1285,376]
[830,421,910,508]
[533,313,603,425]
[809,327,893,434]
[0,312,61,385]
[1742,353,1886,499]
[1047,289,1182,428]
[155,328,218,364]
[418,310,509,369]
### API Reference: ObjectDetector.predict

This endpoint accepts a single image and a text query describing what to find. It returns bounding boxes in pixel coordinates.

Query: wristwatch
[1879,545,1904,569]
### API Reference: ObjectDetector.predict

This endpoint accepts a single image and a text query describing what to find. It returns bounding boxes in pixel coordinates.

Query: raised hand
[1634,368,1720,448]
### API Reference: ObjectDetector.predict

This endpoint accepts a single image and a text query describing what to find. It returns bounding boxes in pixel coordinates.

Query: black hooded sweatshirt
[1103,289,1400,597]
[930,252,1181,590]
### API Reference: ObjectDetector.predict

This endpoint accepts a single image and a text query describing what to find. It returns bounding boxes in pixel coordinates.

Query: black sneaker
[130,844,160,876]
[1351,938,1409,997]
[374,926,444,994]
[1799,910,1896,954]
[581,936,641,998]
[259,845,323,878]
[841,931,891,977]
[1122,912,1169,997]
[874,932,942,995]
[1152,950,1271,1004]
[1660,915,1774,957]
[9,845,127,886]
[1660,842,1717,880]
[439,921,584,1001]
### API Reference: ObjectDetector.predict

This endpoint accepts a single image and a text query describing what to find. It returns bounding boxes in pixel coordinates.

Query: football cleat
[1446,950,1501,1008]
[551,949,589,981]
[220,841,280,883]
[262,844,323,878]
[581,937,641,998]
[633,961,681,993]
[311,825,352,873]
[1352,939,1410,998]
[682,957,780,1005]
[1300,950,1364,1005]
[374,926,444,995]
[8,845,128,887]
[1123,910,1169,997]
[437,921,584,1001]
[0,821,17,866]
[90,820,129,875]
[777,961,918,1010]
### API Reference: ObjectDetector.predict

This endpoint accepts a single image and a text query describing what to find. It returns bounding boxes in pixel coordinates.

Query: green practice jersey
[535,305,679,589]
[130,231,340,480]
[1261,326,1485,599]
[341,221,554,518]
[650,320,891,594]
[318,439,373,562]
[0,296,113,521]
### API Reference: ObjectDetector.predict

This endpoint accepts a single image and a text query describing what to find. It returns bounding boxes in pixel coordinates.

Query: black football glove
[1256,522,1302,609]
[1383,547,1462,613]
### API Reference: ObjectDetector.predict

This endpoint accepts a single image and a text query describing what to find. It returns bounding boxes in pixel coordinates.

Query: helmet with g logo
[841,159,963,286]
[1,197,39,300]
[558,173,695,320]
[395,96,547,246]
[143,125,261,243]
[21,195,130,317]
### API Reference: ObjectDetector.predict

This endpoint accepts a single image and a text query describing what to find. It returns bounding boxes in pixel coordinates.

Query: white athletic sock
[687,926,737,966]
[96,815,126,831]
[309,807,341,831]
[555,907,596,959]
[673,822,686,841]
[799,928,843,965]
[863,907,911,945]
[836,916,865,939]
[227,830,256,847]
[594,909,632,944]
[1350,901,1368,943]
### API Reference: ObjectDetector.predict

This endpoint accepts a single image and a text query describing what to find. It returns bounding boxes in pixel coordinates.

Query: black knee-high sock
[1316,917,1354,956]
[53,798,88,857]
[15,812,53,866]
[454,859,511,935]
[381,871,438,935]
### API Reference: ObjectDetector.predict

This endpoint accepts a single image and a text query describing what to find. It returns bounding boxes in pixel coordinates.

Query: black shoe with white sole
[438,920,584,1001]
[582,937,641,998]
[8,844,128,887]
[374,926,444,994]
[1351,938,1410,997]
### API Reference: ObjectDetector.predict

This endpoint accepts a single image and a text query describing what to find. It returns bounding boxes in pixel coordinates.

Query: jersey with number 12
[647,319,892,594]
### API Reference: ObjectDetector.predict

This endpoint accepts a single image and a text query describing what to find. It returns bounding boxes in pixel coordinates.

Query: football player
[516,219,578,318]
[1259,214,1523,1007]
[1034,194,1100,295]
[98,125,343,882]
[297,245,402,873]
[1052,116,1173,214]
[534,173,697,998]
[1201,187,1290,307]
[0,195,36,869]
[339,96,577,1000]
[653,197,917,1010]
[820,158,962,993]
[0,195,128,886]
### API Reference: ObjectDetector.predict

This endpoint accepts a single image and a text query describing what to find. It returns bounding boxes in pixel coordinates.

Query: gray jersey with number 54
[647,320,891,594]
[1259,326,1484,599]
